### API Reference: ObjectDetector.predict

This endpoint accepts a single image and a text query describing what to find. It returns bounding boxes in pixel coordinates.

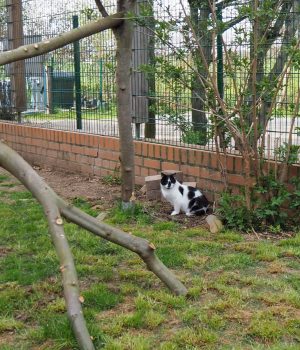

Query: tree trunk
[115,0,136,206]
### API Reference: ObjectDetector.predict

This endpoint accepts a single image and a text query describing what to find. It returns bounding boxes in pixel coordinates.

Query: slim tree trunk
[115,0,136,206]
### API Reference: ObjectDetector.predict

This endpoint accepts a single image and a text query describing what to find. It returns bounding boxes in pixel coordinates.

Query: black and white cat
[160,173,209,216]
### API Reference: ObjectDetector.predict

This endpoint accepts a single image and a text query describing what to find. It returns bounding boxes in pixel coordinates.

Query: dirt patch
[36,167,122,209]
[0,166,210,228]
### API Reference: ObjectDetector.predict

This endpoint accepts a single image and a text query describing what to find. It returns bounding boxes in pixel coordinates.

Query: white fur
[160,180,204,216]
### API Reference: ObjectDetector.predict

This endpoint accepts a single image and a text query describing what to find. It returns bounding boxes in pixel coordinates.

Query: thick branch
[0,141,187,296]
[0,12,124,66]
[59,204,188,295]
[0,141,94,350]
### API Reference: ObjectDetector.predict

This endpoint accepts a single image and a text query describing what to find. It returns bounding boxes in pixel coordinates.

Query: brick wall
[1,122,299,201]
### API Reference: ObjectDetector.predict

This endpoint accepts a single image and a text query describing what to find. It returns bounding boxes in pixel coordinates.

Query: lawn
[0,172,299,350]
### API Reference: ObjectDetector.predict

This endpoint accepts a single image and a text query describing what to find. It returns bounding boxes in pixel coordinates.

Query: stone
[145,174,161,191]
[206,214,224,233]
[146,189,161,201]
[96,212,107,221]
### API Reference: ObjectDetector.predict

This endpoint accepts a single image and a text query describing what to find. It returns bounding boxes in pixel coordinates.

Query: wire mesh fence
[0,0,299,163]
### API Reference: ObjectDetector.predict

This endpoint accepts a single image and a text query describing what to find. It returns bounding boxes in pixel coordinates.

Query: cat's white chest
[160,184,189,212]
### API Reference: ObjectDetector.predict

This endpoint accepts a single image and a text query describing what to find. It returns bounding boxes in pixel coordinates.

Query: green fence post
[99,58,103,109]
[216,4,224,100]
[73,15,82,130]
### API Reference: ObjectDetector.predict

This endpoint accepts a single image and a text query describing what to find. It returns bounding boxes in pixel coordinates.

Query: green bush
[217,175,300,232]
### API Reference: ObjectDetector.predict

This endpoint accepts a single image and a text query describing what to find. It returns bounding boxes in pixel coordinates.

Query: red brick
[47,149,58,158]
[210,153,218,169]
[94,158,103,167]
[144,158,161,169]
[161,161,180,171]
[183,181,197,188]
[180,149,188,163]
[198,167,210,179]
[102,159,110,169]
[112,138,120,151]
[134,156,143,166]
[135,165,141,176]
[48,141,60,150]
[234,157,243,173]
[188,150,196,164]
[186,166,200,177]
[135,141,142,155]
[99,136,105,148]
[160,146,167,159]
[109,160,119,171]
[148,143,154,157]
[141,167,149,177]
[75,133,81,145]
[226,155,234,172]
[91,135,99,147]
[60,143,72,152]
[85,148,98,157]
[149,169,157,175]
[227,173,246,186]
[174,147,180,162]
[142,142,148,156]
[167,147,174,161]
[288,164,300,178]
[202,152,209,166]
[154,145,161,158]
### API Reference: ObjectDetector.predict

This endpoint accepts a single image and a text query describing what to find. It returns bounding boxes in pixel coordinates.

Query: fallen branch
[0,140,187,348]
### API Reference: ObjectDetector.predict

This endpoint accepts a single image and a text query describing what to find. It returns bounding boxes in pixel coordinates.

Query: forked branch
[0,140,187,348]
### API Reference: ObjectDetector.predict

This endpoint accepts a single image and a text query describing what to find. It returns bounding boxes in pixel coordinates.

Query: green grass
[0,173,300,349]
[24,105,117,121]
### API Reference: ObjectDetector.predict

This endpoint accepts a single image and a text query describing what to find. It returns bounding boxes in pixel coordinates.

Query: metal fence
[0,0,299,162]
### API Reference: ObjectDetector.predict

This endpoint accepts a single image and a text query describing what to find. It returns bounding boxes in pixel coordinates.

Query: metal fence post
[73,15,82,130]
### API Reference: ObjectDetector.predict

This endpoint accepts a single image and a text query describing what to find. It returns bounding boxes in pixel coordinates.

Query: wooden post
[7,0,26,121]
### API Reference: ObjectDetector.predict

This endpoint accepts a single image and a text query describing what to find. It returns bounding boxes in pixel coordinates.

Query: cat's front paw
[171,211,179,216]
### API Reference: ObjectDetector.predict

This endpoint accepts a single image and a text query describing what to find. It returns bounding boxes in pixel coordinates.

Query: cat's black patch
[179,186,184,196]
[170,175,176,184]
[160,174,168,186]
[188,197,196,209]
[188,194,209,215]
[188,190,195,200]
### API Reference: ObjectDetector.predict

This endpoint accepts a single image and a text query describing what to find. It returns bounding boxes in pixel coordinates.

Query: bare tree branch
[0,141,95,350]
[0,140,188,294]
[94,0,109,17]
[0,138,188,345]
[0,12,124,65]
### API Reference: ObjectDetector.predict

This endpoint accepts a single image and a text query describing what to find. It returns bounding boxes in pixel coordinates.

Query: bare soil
[1,166,295,235]
[0,166,208,228]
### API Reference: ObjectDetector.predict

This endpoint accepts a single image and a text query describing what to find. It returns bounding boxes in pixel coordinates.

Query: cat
[160,173,209,216]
